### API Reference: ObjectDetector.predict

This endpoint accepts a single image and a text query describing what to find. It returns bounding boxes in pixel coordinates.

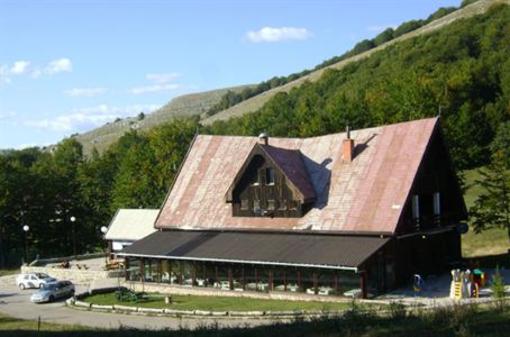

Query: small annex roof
[105,209,159,241]
[119,230,390,270]
[225,143,316,203]
[156,117,439,234]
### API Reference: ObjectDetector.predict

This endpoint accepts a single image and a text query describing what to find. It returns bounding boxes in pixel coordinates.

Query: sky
[0,0,461,149]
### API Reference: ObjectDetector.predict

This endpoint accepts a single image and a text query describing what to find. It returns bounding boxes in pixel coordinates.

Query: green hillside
[74,85,251,155]
[202,0,509,126]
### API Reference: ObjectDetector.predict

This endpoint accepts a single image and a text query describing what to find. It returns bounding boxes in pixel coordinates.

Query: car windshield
[36,273,50,279]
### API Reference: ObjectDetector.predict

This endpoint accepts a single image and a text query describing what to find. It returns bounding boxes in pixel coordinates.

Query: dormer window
[226,143,316,218]
[266,167,275,185]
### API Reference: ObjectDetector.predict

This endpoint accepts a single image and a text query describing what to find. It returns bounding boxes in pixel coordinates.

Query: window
[266,167,275,185]
[267,200,275,210]
[241,199,249,210]
[412,195,420,219]
[433,192,441,216]
[253,200,261,214]
[278,200,288,211]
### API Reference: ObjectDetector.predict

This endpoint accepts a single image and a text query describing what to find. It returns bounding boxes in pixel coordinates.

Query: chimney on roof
[258,132,268,146]
[342,125,354,162]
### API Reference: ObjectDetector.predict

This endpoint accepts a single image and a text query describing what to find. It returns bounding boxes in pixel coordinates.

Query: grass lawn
[84,292,356,312]
[462,168,510,257]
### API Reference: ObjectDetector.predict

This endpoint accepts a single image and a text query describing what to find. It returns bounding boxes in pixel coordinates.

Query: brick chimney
[342,126,354,162]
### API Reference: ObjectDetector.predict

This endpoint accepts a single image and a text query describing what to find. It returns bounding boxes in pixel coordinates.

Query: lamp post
[22,225,30,264]
[70,216,76,257]
[100,226,108,265]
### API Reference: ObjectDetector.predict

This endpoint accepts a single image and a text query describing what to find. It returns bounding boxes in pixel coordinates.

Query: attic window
[266,167,275,185]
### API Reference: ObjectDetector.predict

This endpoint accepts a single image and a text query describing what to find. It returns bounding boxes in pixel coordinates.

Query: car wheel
[49,295,55,302]
[19,283,25,290]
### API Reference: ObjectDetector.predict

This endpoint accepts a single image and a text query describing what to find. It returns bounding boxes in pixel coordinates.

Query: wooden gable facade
[225,143,316,218]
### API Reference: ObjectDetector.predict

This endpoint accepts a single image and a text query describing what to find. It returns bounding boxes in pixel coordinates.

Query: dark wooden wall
[397,128,467,234]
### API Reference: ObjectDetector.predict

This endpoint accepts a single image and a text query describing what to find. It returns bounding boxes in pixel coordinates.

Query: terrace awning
[118,230,390,272]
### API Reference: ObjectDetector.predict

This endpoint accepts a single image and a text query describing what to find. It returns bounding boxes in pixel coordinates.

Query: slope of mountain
[74,85,251,154]
[201,0,506,125]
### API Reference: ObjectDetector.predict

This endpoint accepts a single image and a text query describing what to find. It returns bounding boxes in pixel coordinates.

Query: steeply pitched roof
[225,144,316,203]
[105,209,159,241]
[155,117,439,234]
[120,230,390,269]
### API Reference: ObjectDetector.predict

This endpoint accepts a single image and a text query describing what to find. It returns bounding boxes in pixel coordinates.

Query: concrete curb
[67,290,348,319]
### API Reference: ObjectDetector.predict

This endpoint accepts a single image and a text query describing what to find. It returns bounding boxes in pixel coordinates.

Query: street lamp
[70,216,77,256]
[100,226,109,265]
[22,225,30,264]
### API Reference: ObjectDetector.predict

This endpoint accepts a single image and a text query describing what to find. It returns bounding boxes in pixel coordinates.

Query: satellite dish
[457,223,469,234]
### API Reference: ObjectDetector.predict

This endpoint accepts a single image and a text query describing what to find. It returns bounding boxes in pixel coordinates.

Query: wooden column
[124,258,130,281]
[297,270,302,291]
[242,266,246,290]
[313,271,318,295]
[215,265,219,286]
[191,262,196,287]
[268,269,274,291]
[255,267,258,290]
[360,271,368,299]
[179,262,184,285]
[283,270,287,291]
[140,258,145,282]
[228,266,233,290]
[334,273,339,295]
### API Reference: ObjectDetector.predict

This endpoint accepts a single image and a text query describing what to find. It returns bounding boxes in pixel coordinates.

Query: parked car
[30,280,75,303]
[16,273,57,290]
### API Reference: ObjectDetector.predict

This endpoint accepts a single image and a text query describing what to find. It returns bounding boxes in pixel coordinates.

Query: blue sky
[0,0,460,149]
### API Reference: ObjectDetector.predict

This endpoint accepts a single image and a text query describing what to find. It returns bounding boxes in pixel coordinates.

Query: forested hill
[71,0,499,155]
[207,1,510,170]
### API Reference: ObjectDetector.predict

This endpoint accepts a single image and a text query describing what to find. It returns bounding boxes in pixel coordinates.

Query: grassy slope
[74,85,251,155]
[462,168,510,257]
[84,292,353,311]
[202,0,509,126]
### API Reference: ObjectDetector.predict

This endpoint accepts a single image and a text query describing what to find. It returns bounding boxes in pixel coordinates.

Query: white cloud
[0,58,72,85]
[146,73,180,84]
[45,58,72,74]
[10,60,31,74]
[246,26,312,43]
[129,83,181,95]
[64,87,108,97]
[25,104,161,132]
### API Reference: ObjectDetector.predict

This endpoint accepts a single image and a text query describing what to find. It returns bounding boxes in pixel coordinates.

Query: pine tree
[470,122,510,242]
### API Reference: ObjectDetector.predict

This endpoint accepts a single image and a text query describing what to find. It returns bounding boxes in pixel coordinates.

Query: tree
[470,122,510,242]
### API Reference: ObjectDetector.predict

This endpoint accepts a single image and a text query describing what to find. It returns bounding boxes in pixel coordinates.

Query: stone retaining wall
[21,265,124,284]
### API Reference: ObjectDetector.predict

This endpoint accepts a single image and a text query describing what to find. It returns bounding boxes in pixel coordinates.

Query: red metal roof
[155,117,438,234]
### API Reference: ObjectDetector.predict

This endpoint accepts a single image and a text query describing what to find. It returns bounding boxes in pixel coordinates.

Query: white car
[16,273,57,290]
